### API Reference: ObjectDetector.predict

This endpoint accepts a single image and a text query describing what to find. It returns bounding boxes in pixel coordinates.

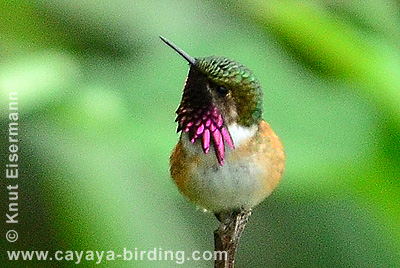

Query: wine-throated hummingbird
[161,36,285,216]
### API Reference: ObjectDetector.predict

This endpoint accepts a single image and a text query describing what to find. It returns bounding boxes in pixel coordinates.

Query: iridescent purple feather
[176,106,235,165]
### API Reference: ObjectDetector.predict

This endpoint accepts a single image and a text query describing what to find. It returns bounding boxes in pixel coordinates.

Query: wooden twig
[214,209,252,268]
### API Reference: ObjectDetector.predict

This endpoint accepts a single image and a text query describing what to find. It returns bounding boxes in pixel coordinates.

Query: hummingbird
[161,36,285,216]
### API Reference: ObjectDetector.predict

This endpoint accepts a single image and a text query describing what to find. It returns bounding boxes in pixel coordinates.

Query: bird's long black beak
[159,36,196,65]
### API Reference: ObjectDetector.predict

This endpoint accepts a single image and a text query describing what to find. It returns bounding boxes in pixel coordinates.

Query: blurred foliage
[1,0,400,267]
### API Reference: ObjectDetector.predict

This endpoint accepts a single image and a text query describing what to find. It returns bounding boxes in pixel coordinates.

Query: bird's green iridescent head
[159,36,263,127]
[161,36,265,165]
[195,56,263,127]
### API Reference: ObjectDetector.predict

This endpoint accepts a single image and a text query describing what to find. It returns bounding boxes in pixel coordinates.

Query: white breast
[227,123,257,147]
[181,123,266,212]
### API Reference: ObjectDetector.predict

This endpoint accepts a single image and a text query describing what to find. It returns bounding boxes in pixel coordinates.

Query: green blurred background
[2,0,400,267]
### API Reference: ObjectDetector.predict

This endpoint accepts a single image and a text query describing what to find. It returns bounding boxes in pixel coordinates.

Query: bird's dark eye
[216,85,228,96]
